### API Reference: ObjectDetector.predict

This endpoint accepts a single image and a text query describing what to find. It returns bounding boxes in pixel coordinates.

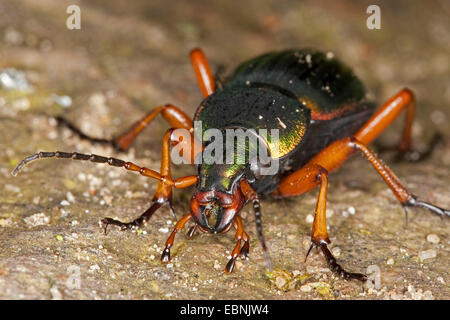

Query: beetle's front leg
[102,128,200,233]
[225,216,250,273]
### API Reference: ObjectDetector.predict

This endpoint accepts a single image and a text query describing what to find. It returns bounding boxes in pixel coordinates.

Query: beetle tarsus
[375,132,443,163]
[307,242,367,282]
[101,201,165,233]
[55,116,115,148]
[239,241,250,258]
[404,197,450,218]
[186,225,198,238]
[161,248,171,263]
[225,258,236,273]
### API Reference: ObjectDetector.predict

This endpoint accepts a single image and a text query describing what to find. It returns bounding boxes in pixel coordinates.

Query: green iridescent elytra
[193,49,375,194]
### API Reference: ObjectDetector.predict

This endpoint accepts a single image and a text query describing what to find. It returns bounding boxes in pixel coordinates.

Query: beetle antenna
[252,197,273,272]
[11,151,163,182]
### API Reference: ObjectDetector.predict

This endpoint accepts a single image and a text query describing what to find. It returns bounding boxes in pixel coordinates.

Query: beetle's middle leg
[359,88,441,162]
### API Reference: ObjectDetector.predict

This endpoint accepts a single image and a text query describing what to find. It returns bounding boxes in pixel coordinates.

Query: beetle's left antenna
[252,198,273,272]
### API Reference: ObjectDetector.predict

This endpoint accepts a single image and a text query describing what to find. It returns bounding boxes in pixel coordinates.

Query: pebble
[50,286,62,300]
[331,246,341,257]
[325,209,334,218]
[305,214,314,224]
[24,213,50,227]
[300,284,312,292]
[302,239,310,250]
[386,258,394,265]
[66,192,76,203]
[89,264,100,272]
[158,227,169,234]
[426,234,440,244]
[275,276,287,289]
[418,249,437,261]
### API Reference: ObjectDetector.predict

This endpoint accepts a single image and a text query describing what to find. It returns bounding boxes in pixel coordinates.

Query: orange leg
[12,126,200,232]
[355,88,414,150]
[161,213,192,262]
[102,128,200,231]
[56,104,193,152]
[113,104,194,151]
[274,88,449,280]
[190,48,215,97]
[225,216,250,273]
[302,164,367,281]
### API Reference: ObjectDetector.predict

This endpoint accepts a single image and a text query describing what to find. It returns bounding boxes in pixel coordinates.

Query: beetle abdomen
[226,49,374,120]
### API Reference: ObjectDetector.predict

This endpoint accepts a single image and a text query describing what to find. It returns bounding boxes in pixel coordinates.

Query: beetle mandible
[13,48,450,281]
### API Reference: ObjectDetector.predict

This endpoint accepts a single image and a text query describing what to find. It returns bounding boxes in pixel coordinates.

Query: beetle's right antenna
[252,197,273,272]
[11,151,163,181]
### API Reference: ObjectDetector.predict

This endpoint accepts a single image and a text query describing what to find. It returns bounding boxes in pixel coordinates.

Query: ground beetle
[13,48,450,281]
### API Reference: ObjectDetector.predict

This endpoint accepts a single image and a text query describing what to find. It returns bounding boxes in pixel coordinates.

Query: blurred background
[0,0,448,299]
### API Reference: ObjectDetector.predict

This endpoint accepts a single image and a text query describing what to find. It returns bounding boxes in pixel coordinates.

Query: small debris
[24,213,50,227]
[0,218,12,227]
[66,192,76,203]
[386,258,394,265]
[426,234,440,244]
[300,284,312,292]
[60,200,70,206]
[331,247,341,257]
[302,239,310,250]
[50,94,72,108]
[418,249,437,261]
[275,276,287,289]
[158,227,169,234]
[89,264,100,272]
[50,286,62,300]
[213,260,221,270]
[0,68,33,91]
[325,209,334,218]
[305,214,314,223]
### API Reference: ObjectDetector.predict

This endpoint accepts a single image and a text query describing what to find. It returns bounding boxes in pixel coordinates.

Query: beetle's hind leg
[361,89,442,162]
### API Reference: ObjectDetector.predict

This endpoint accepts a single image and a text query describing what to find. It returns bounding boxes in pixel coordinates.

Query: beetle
[12,48,449,281]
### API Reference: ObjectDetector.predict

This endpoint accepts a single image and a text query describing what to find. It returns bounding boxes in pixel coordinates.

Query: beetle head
[190,185,245,233]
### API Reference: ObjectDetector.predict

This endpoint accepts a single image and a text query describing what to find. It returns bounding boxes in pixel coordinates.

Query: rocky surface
[0,0,449,299]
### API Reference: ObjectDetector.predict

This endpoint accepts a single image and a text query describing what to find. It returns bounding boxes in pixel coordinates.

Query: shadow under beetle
[13,48,450,281]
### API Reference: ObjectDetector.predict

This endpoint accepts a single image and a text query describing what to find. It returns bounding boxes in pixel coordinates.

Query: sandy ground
[0,0,449,299]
